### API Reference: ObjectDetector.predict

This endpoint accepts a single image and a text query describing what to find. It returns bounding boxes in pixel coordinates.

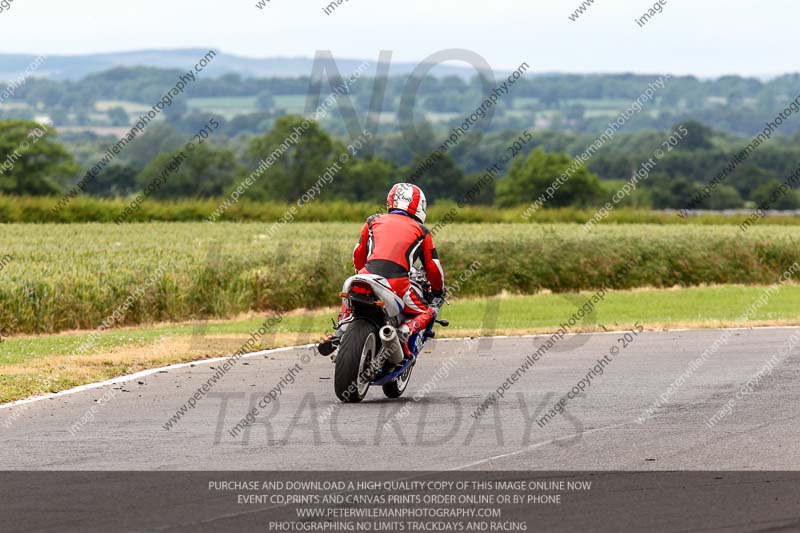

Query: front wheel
[382,365,414,398]
[334,319,378,402]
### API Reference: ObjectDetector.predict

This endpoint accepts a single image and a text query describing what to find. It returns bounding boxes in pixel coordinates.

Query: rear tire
[382,365,414,399]
[334,319,378,402]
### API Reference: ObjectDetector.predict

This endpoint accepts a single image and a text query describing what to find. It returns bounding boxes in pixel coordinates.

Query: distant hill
[0,49,502,81]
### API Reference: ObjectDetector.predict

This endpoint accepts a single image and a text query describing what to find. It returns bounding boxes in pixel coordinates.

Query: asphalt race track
[2,328,799,471]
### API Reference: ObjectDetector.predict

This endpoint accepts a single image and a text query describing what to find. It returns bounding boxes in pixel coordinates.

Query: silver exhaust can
[379,325,405,365]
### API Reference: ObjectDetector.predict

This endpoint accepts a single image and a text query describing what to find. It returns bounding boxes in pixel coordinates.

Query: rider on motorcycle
[318,183,446,357]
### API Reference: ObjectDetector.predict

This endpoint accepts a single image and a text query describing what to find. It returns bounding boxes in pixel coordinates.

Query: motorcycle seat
[342,274,405,317]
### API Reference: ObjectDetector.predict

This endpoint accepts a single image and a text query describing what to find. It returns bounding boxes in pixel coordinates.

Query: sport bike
[332,268,448,402]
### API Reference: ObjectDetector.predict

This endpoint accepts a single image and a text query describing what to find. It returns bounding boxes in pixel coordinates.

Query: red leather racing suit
[352,212,444,342]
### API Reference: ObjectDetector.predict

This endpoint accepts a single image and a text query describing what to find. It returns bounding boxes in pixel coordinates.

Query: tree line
[1,116,798,210]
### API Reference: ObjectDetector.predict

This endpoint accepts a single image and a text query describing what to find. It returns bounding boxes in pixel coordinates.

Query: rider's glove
[431,289,445,298]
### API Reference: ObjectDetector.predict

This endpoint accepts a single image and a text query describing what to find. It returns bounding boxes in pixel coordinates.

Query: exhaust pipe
[379,325,405,365]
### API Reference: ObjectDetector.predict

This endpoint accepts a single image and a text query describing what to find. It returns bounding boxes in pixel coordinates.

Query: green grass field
[185,95,308,117]
[2,285,799,403]
[186,96,259,118]
[1,222,798,336]
[273,95,308,114]
[94,100,151,114]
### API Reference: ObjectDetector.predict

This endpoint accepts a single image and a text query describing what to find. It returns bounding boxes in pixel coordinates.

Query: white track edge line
[0,344,316,410]
[2,325,798,411]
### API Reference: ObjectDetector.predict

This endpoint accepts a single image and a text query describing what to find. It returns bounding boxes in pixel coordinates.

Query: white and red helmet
[387,183,427,223]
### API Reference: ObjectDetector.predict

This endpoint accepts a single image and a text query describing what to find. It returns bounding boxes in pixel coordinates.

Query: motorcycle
[330,268,448,403]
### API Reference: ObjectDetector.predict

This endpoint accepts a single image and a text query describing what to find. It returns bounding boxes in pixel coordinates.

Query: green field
[186,96,258,117]
[185,95,308,117]
[94,100,151,114]
[1,222,798,337]
[2,285,799,403]
[273,95,310,113]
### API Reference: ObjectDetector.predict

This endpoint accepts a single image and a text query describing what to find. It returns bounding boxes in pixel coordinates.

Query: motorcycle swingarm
[371,357,416,386]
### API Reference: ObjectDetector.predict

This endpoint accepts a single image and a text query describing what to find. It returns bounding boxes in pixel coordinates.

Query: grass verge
[1,284,799,404]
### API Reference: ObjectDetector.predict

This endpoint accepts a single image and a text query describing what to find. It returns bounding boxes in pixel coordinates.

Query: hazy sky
[0,0,796,77]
